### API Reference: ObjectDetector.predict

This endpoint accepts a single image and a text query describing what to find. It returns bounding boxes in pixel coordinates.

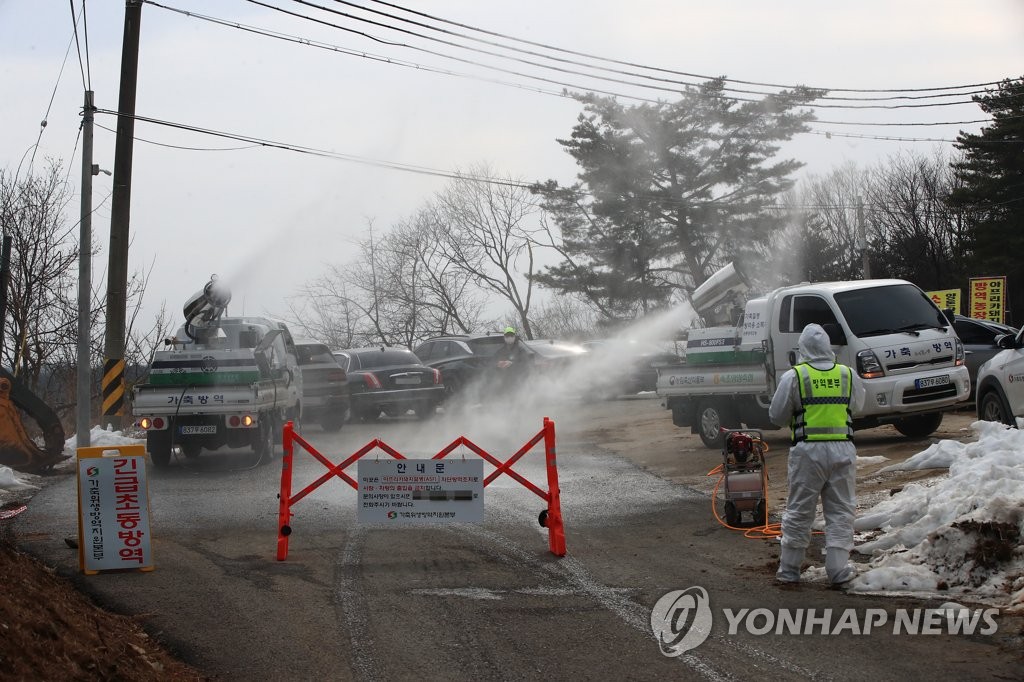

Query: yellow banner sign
[969,277,1007,324]
[926,289,961,315]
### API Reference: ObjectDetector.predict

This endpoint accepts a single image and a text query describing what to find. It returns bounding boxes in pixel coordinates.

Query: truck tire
[893,412,943,438]
[978,391,1014,427]
[147,431,172,469]
[697,400,737,449]
[252,415,275,464]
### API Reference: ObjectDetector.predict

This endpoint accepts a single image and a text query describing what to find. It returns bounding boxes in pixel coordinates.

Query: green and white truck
[132,278,302,467]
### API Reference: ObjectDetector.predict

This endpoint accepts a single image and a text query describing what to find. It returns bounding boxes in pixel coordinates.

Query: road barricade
[276,417,566,560]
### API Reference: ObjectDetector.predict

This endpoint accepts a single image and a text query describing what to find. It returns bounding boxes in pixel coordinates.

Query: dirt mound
[0,532,205,681]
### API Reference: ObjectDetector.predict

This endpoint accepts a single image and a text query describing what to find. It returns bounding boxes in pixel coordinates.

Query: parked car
[414,333,507,364]
[952,314,1019,398]
[974,326,1024,425]
[294,341,350,432]
[414,333,511,399]
[580,340,683,395]
[332,347,443,421]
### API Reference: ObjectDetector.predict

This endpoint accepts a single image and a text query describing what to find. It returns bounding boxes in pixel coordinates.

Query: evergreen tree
[948,77,1024,323]
[532,79,820,321]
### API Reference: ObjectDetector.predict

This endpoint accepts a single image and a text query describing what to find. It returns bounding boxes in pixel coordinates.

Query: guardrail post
[276,420,295,560]
[543,417,566,556]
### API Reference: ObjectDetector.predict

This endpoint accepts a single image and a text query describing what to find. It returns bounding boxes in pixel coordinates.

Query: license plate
[180,425,217,435]
[915,375,950,389]
[395,377,421,385]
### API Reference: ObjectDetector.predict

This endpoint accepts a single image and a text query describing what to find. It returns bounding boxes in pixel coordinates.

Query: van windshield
[834,284,948,338]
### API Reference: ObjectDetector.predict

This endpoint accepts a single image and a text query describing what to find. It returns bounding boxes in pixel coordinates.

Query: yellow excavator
[0,236,67,474]
[0,371,67,474]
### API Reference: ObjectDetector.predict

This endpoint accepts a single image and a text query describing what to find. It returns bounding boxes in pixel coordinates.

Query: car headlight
[856,349,884,379]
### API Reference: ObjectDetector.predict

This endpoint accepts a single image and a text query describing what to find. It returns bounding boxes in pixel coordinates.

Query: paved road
[15,400,1022,680]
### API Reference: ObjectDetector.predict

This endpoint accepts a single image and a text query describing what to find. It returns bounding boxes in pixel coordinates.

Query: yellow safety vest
[791,363,854,443]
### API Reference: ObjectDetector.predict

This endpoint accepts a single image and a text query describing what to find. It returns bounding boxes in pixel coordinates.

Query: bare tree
[527,294,597,340]
[0,161,79,393]
[289,212,486,349]
[435,164,542,339]
[866,150,970,290]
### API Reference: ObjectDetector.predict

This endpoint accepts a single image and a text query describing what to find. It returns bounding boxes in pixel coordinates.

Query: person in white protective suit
[769,323,865,585]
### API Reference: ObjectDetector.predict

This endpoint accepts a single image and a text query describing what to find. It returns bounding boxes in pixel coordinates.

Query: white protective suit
[768,323,865,584]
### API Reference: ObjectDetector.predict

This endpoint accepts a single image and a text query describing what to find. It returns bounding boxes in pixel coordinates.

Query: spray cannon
[688,262,750,326]
[182,275,232,342]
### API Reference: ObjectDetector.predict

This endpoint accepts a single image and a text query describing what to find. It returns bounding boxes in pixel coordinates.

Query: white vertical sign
[77,445,154,573]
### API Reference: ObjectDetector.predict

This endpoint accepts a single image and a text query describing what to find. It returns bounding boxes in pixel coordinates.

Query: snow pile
[0,466,38,492]
[849,421,1024,612]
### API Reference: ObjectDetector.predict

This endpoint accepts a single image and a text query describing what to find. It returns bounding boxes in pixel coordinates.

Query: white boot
[826,547,855,584]
[776,546,805,583]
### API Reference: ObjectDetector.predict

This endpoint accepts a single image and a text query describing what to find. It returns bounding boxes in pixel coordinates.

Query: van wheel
[697,401,737,449]
[893,412,943,438]
[979,392,1015,427]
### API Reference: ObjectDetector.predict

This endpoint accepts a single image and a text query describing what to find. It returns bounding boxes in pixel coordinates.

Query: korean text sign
[357,459,484,524]
[926,289,961,315]
[76,445,154,573]
[969,277,1007,324]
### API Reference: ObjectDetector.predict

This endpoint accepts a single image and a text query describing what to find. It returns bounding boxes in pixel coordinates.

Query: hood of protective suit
[797,323,835,364]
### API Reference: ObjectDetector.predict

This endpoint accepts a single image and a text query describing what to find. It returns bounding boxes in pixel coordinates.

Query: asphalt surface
[15,399,1023,681]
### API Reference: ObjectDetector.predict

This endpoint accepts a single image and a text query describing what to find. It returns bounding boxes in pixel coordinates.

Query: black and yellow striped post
[101,357,126,423]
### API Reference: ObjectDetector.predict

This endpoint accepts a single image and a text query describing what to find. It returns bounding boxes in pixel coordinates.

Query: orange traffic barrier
[276,417,566,560]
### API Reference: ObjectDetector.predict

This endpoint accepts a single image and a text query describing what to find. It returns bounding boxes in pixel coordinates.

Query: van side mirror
[942,307,956,325]
[822,322,848,346]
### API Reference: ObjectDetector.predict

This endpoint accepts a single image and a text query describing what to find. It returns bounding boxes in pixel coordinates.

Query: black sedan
[952,314,1019,398]
[332,348,444,421]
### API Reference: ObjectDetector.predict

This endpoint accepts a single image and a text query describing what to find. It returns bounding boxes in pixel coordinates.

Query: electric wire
[145,1,1014,129]
[93,107,1021,211]
[27,5,84,172]
[94,122,262,151]
[337,0,994,104]
[364,0,1010,96]
[82,0,92,90]
[271,0,985,110]
[68,0,88,91]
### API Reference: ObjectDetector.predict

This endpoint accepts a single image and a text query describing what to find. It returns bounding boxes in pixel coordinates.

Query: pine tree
[532,79,820,321]
[948,77,1024,323]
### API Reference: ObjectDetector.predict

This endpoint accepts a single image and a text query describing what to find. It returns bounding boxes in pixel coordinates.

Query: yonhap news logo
[650,587,1000,656]
[650,587,713,656]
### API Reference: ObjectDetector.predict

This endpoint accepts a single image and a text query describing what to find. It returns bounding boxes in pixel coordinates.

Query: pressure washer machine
[720,429,768,527]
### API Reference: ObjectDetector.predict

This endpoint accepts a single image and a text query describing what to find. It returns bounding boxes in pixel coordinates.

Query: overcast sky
[2,1,1022,334]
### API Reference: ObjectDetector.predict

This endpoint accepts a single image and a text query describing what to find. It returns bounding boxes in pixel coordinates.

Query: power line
[340,0,997,103]
[146,1,1009,129]
[94,122,262,151]
[82,0,93,90]
[364,0,1011,96]
[274,0,984,110]
[68,0,88,90]
[94,108,1019,213]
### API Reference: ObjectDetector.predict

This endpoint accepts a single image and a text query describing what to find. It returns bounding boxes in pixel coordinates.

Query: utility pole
[103,0,142,428]
[0,236,11,364]
[78,90,95,447]
[856,196,871,279]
